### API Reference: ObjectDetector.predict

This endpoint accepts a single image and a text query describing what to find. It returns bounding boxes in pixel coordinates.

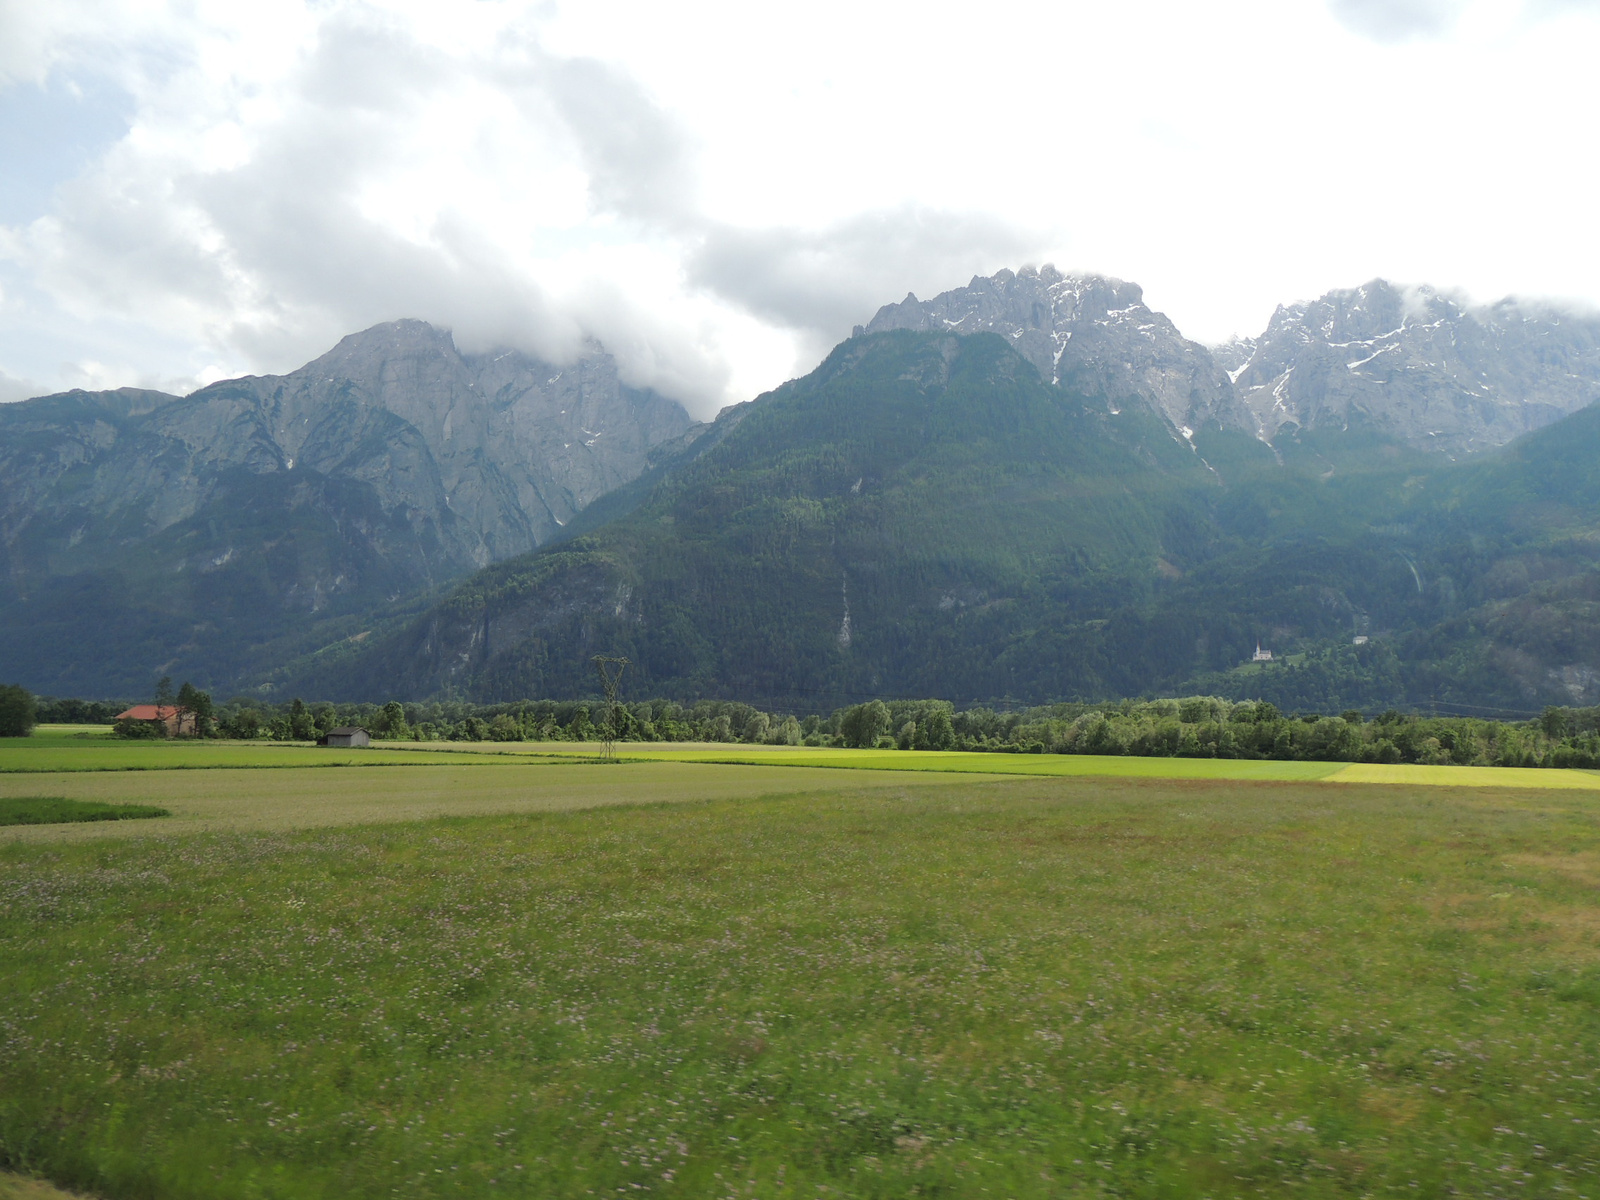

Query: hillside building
[1251,643,1274,663]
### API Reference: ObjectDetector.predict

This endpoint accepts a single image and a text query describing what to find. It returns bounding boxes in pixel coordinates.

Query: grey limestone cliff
[863,265,1256,436]
[0,320,702,585]
[0,321,703,693]
[863,268,1600,459]
[1227,280,1600,455]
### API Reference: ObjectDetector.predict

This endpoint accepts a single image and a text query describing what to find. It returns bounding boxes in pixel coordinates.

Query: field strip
[0,761,1007,841]
[1327,762,1600,789]
[0,743,589,773]
[483,744,1347,780]
[588,746,1600,788]
[12,734,1600,790]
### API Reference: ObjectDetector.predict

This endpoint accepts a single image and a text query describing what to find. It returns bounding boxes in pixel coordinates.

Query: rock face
[1229,280,1600,455]
[865,269,1600,457]
[863,265,1256,436]
[0,321,703,694]
[0,320,702,584]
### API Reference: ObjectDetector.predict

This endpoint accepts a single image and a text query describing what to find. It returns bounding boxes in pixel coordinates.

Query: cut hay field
[5,766,1600,1199]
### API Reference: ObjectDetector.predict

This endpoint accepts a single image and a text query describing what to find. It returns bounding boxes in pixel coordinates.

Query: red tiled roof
[117,705,180,720]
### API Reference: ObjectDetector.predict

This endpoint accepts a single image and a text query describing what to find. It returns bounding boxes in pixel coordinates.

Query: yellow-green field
[559,741,1600,789]
[1329,761,1600,789]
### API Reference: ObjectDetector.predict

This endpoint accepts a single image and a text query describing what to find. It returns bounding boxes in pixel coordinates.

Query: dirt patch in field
[1359,1089,1423,1127]
[0,1173,93,1200]
[1428,877,1600,957]
[1506,851,1600,889]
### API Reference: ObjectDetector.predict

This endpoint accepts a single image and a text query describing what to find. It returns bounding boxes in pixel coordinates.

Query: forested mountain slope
[0,321,702,695]
[297,329,1600,711]
[8,269,1600,706]
[290,331,1243,702]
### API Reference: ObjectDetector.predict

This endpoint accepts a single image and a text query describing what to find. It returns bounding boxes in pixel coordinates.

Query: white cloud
[1326,0,1468,40]
[0,369,39,402]
[1,0,1599,414]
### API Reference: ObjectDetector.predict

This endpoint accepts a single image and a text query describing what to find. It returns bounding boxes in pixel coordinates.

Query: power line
[591,656,631,760]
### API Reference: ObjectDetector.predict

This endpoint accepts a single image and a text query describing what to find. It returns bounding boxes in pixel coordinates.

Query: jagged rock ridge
[865,268,1600,458]
[1228,280,1600,455]
[862,265,1257,437]
[0,320,703,583]
[0,321,704,693]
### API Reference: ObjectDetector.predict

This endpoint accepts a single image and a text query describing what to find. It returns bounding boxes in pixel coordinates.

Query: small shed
[319,726,371,748]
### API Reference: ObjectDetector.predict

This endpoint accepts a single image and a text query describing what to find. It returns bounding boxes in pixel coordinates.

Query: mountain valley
[286,326,1600,713]
[6,269,1600,711]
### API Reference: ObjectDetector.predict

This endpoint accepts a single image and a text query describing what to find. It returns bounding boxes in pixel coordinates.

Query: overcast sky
[1,0,1597,416]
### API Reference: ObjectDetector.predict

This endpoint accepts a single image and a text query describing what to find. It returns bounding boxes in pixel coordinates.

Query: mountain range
[5,267,1600,710]
[868,267,1600,455]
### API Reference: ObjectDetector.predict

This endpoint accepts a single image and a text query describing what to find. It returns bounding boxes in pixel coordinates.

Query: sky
[0,0,1597,417]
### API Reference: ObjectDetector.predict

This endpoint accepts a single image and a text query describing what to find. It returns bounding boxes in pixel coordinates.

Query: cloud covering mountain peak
[3,0,1600,417]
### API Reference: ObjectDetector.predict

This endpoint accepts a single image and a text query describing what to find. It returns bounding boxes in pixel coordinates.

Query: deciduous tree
[0,683,36,738]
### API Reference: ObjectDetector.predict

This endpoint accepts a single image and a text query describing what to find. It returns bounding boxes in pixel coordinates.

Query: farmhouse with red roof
[115,705,199,737]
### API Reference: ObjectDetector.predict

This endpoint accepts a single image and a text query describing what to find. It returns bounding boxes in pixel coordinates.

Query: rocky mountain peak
[0,320,706,691]
[162,320,705,562]
[1232,279,1600,454]
[862,266,1256,436]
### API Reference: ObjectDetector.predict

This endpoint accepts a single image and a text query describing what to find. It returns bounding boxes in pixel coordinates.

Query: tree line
[12,678,1600,767]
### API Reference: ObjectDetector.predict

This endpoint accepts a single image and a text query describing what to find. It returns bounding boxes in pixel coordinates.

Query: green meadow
[0,728,570,774]
[3,736,1600,1197]
[0,761,956,841]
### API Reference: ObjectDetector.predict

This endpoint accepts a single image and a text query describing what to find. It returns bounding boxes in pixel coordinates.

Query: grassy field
[0,762,973,842]
[605,745,1348,780]
[0,729,572,774]
[14,729,1600,790]
[5,766,1600,1198]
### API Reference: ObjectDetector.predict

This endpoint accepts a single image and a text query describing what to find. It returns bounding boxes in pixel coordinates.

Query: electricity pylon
[592,655,631,760]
